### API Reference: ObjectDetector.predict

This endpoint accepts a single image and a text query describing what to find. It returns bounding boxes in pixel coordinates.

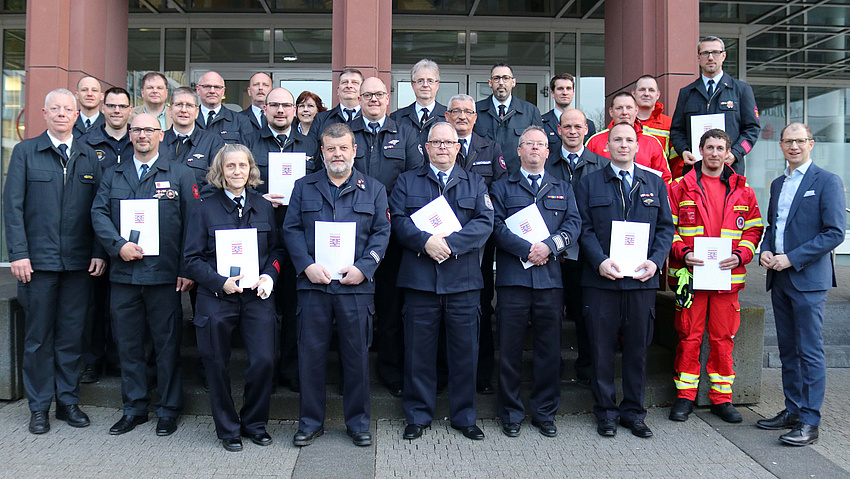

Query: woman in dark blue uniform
[184,144,284,452]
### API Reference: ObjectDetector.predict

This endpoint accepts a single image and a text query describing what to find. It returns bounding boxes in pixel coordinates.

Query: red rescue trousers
[673,290,740,404]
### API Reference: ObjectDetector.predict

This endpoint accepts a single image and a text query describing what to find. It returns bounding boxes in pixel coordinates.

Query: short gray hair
[170,86,199,106]
[448,94,475,107]
[518,125,545,147]
[44,88,76,110]
[698,36,726,53]
[410,59,440,81]
[428,122,458,142]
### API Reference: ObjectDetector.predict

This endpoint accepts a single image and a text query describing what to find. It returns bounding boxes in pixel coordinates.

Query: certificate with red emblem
[504,203,550,269]
[120,198,159,256]
[215,228,259,288]
[693,237,732,290]
[268,152,307,205]
[314,221,356,280]
[609,221,650,277]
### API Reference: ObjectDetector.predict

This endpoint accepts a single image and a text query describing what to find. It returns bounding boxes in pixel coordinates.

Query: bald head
[197,71,226,109]
[129,113,164,159]
[76,76,102,114]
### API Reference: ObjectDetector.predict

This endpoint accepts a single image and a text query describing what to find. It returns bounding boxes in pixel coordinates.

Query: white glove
[257,274,274,300]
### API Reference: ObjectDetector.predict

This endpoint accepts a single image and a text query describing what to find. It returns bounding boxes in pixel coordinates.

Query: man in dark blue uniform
[389,122,493,441]
[74,76,104,138]
[162,87,226,192]
[473,63,543,174]
[239,72,272,131]
[390,59,446,146]
[308,68,363,144]
[351,76,423,397]
[195,70,252,145]
[78,86,134,384]
[491,126,581,438]
[541,73,596,152]
[575,123,674,439]
[444,93,506,394]
[91,113,200,437]
[670,36,760,174]
[243,86,319,393]
[283,122,391,448]
[4,89,105,434]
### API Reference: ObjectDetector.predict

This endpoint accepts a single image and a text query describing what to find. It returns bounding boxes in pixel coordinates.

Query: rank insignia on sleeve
[754,107,759,119]
[387,208,391,221]
[499,157,507,170]
[736,215,745,229]
[484,194,494,210]
[192,184,200,199]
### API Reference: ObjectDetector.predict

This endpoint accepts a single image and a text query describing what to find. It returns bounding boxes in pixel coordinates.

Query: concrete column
[331,0,392,107]
[603,0,699,119]
[24,0,128,136]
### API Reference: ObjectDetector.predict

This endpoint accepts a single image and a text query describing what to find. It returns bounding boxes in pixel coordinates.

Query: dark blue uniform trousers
[771,270,828,426]
[194,294,275,439]
[111,283,183,418]
[584,287,655,422]
[403,289,479,427]
[297,290,372,433]
[376,238,404,385]
[497,286,562,424]
[19,270,91,411]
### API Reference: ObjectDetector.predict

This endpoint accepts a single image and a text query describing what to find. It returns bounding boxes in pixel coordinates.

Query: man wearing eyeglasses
[390,59,447,146]
[195,70,252,145]
[91,113,200,438]
[74,76,105,137]
[243,87,319,393]
[4,89,104,435]
[131,72,172,131]
[473,63,543,175]
[351,76,424,398]
[308,68,364,144]
[389,122,493,442]
[757,123,845,447]
[162,87,226,192]
[239,72,272,131]
[670,36,761,174]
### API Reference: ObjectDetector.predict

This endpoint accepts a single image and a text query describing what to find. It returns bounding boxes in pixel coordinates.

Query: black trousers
[82,272,119,369]
[275,256,298,383]
[562,260,591,381]
[375,238,404,385]
[477,239,497,385]
[497,286,562,423]
[111,282,183,418]
[195,294,275,439]
[584,287,655,422]
[403,289,479,427]
[19,270,91,411]
[297,290,373,433]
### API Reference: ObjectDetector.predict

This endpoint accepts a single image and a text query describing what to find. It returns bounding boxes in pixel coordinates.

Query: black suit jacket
[74,112,106,138]
[239,106,266,131]
[390,101,447,146]
[196,106,252,145]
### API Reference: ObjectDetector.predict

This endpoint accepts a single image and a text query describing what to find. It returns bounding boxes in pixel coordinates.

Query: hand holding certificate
[267,152,307,206]
[410,196,462,263]
[504,203,551,269]
[692,237,732,290]
[314,221,357,280]
[120,198,159,256]
[215,228,260,289]
[609,221,650,277]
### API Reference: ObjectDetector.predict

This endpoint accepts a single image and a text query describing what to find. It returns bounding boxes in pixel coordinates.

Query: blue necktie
[139,163,149,180]
[528,173,541,195]
[619,170,631,211]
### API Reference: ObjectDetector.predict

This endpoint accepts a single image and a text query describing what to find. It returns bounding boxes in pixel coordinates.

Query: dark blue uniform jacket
[473,95,542,174]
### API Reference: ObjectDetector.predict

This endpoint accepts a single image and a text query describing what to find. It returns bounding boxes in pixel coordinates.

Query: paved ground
[2,368,849,478]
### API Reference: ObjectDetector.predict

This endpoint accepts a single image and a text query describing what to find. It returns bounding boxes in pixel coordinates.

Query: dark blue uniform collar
[350,115,399,135]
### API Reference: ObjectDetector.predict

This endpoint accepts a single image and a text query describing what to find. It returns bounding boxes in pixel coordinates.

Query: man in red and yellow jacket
[586,91,671,183]
[667,129,763,424]
[633,75,682,179]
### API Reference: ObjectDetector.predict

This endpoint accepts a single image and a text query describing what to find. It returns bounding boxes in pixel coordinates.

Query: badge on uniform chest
[154,189,179,199]
[640,192,656,206]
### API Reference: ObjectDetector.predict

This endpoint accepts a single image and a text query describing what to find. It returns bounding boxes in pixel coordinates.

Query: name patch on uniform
[81,174,94,180]
[733,205,749,212]
[156,181,171,189]
[679,200,696,207]
[472,160,491,166]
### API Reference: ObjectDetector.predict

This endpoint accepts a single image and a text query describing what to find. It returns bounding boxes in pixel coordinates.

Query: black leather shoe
[387,381,403,397]
[476,381,494,395]
[531,420,557,437]
[56,404,90,428]
[451,424,485,440]
[502,422,521,437]
[669,398,694,422]
[156,417,177,436]
[757,409,800,430]
[780,423,818,446]
[710,402,743,423]
[29,411,50,434]
[241,430,273,446]
[79,363,100,384]
[346,429,372,446]
[597,419,617,437]
[620,418,653,438]
[222,438,243,452]
[293,427,324,446]
[403,424,424,440]
[109,415,148,435]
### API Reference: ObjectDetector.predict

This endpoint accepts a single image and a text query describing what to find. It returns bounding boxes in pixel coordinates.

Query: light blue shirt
[458,134,472,156]
[492,95,512,113]
[224,188,247,208]
[702,71,724,94]
[133,154,159,179]
[561,146,584,165]
[775,159,812,254]
[80,111,100,127]
[142,106,168,130]
[609,163,634,189]
[430,163,454,186]
[251,104,264,126]
[363,115,386,132]
[519,167,543,189]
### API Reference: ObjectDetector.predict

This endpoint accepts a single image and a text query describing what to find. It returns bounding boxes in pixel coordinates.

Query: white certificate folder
[609,221,650,277]
[314,221,356,281]
[120,198,159,256]
[215,228,260,288]
[268,152,307,205]
[690,113,726,161]
[410,195,462,235]
[504,204,551,269]
[693,237,732,290]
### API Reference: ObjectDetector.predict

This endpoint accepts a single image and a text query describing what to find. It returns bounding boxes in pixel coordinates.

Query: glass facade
[0,28,24,262]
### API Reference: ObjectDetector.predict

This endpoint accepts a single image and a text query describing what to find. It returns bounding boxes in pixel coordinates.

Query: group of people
[4,35,844,453]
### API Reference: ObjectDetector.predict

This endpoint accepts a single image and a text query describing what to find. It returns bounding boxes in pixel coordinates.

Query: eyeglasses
[780,138,812,146]
[48,106,75,114]
[522,141,547,148]
[413,78,439,86]
[267,102,295,110]
[490,75,514,83]
[198,84,225,91]
[171,102,197,110]
[103,103,130,110]
[427,140,457,148]
[129,127,162,136]
[699,50,725,58]
[360,92,387,101]
[447,109,476,116]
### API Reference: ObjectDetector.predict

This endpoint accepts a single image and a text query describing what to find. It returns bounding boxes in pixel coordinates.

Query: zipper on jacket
[333,185,353,220]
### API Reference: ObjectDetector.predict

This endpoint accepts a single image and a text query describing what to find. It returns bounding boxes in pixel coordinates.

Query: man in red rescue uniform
[633,75,682,179]
[585,91,671,183]
[666,129,763,423]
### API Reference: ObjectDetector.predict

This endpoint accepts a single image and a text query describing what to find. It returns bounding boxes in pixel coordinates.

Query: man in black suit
[239,72,272,131]
[541,73,595,151]
[195,70,252,145]
[546,108,609,388]
[390,59,446,146]
[308,68,363,143]
[74,76,105,137]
